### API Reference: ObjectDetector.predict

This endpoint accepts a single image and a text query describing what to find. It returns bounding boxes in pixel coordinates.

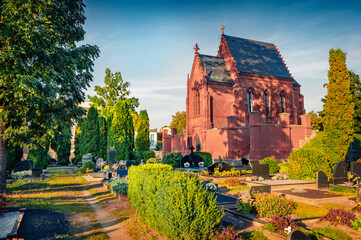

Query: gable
[224,35,292,79]
[199,54,233,84]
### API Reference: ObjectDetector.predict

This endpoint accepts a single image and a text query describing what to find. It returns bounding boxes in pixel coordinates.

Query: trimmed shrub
[193,151,213,166]
[261,157,279,174]
[162,152,183,168]
[81,161,95,173]
[146,158,158,164]
[278,162,290,174]
[268,215,297,234]
[155,141,162,151]
[28,147,49,169]
[129,151,137,160]
[253,193,297,217]
[236,199,252,214]
[289,148,332,181]
[109,179,128,195]
[210,226,241,240]
[143,151,155,161]
[320,209,356,227]
[128,164,223,239]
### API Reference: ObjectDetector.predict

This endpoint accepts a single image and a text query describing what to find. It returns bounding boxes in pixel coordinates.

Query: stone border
[2,208,26,239]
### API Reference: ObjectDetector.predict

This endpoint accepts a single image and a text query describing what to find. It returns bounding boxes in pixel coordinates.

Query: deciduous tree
[170,111,186,134]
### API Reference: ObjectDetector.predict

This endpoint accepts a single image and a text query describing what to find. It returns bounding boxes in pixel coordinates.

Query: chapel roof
[199,54,233,84]
[223,35,293,79]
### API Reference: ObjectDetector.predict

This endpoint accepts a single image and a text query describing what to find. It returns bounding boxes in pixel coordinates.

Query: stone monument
[108,147,116,165]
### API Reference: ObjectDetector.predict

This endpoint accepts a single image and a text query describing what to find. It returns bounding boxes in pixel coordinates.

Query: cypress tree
[110,100,133,160]
[73,118,84,164]
[350,71,361,133]
[106,115,113,153]
[80,106,100,158]
[322,49,354,168]
[56,125,72,165]
[98,116,107,159]
[135,110,150,153]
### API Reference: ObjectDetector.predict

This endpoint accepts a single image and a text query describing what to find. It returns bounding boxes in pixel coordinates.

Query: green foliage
[170,111,186,134]
[79,106,100,158]
[143,151,155,161]
[109,179,128,195]
[135,110,150,152]
[106,115,113,158]
[253,193,297,217]
[289,148,332,181]
[109,100,133,160]
[98,116,107,159]
[312,227,351,240]
[128,164,224,239]
[80,161,95,173]
[28,146,49,169]
[0,0,99,193]
[129,151,137,160]
[162,152,183,168]
[261,157,280,174]
[240,230,269,240]
[6,144,23,171]
[193,152,213,166]
[330,186,356,194]
[236,198,252,214]
[73,119,83,164]
[278,162,290,174]
[56,125,72,166]
[146,158,158,164]
[155,141,162,151]
[351,216,361,231]
[322,49,354,168]
[350,71,361,134]
[308,111,323,131]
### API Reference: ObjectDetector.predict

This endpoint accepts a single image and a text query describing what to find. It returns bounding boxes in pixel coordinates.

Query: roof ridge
[224,34,275,46]
[199,54,224,59]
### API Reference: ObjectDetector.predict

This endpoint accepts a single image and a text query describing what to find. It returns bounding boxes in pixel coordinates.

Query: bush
[28,147,50,169]
[261,157,279,174]
[146,158,158,164]
[278,162,290,174]
[129,151,137,160]
[109,179,128,195]
[221,178,241,187]
[128,164,223,239]
[162,152,183,168]
[320,209,356,227]
[81,161,95,173]
[268,215,297,234]
[143,151,155,161]
[253,193,297,217]
[155,141,162,151]
[193,152,213,166]
[312,227,351,240]
[210,226,241,240]
[351,216,361,231]
[236,199,252,214]
[289,148,332,181]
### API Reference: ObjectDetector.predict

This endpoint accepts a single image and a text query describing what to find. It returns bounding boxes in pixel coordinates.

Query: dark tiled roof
[199,54,233,84]
[224,35,292,79]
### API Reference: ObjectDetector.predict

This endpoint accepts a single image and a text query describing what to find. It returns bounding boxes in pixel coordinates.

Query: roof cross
[194,43,200,53]
[221,25,225,34]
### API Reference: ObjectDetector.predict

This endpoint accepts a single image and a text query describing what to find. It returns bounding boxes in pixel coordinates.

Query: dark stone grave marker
[330,161,347,184]
[207,162,233,173]
[351,162,361,178]
[287,230,310,240]
[13,159,34,173]
[241,157,249,166]
[316,171,328,189]
[249,185,271,198]
[249,160,260,169]
[108,148,116,165]
[48,158,57,166]
[126,160,136,167]
[252,164,269,178]
[32,168,43,178]
[116,170,128,178]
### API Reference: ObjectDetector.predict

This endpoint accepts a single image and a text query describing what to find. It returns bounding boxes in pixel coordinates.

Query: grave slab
[316,171,328,189]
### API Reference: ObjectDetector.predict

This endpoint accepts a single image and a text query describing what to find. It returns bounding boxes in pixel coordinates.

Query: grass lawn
[294,201,345,218]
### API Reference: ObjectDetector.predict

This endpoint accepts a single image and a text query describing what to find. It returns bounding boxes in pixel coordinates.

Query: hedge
[143,151,155,161]
[109,179,128,195]
[261,157,280,174]
[289,148,332,181]
[193,152,213,166]
[162,152,183,168]
[128,164,223,239]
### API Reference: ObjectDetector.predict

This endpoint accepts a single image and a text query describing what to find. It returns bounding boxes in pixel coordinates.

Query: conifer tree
[106,115,113,154]
[98,116,107,159]
[56,125,72,165]
[135,110,150,153]
[350,71,361,133]
[73,119,83,164]
[28,145,50,169]
[322,49,354,168]
[80,106,100,157]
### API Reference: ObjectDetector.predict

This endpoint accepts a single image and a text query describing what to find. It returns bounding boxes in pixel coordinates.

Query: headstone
[31,168,43,178]
[241,157,249,166]
[13,159,34,173]
[287,230,310,240]
[316,171,329,189]
[103,171,112,180]
[252,164,269,178]
[207,162,233,173]
[116,170,128,178]
[249,160,260,169]
[249,185,271,198]
[96,158,104,168]
[48,158,57,166]
[108,147,116,165]
[140,159,144,164]
[351,162,361,178]
[180,154,203,168]
[126,160,136,167]
[330,161,347,184]
[82,153,93,163]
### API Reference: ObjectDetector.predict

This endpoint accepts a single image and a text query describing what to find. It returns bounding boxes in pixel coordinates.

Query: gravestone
[241,157,249,166]
[32,168,43,178]
[108,147,116,165]
[351,162,361,178]
[249,185,271,198]
[82,153,93,163]
[116,170,128,178]
[180,154,203,168]
[48,158,57,166]
[287,230,310,240]
[249,160,260,169]
[207,162,233,173]
[330,161,347,184]
[126,160,136,168]
[13,159,34,173]
[252,164,269,179]
[316,171,328,189]
[96,158,104,168]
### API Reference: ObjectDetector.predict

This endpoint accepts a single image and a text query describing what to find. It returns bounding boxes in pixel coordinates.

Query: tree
[322,49,354,169]
[170,111,186,134]
[307,111,323,131]
[0,0,99,192]
[350,71,361,134]
[80,106,100,158]
[109,100,133,160]
[56,125,72,165]
[6,144,23,171]
[135,110,150,153]
[28,145,50,169]
[73,118,84,164]
[88,68,139,116]
[98,116,107,159]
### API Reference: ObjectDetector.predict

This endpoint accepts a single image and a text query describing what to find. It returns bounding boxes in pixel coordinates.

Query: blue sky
[82,0,361,129]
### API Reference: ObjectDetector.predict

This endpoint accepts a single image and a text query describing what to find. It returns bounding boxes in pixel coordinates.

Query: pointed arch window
[280,91,286,113]
[247,88,254,112]
[196,137,201,152]
[195,90,200,115]
[264,90,270,115]
[210,96,214,127]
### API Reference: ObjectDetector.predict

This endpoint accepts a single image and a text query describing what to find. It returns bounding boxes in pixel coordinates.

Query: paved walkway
[82,183,131,240]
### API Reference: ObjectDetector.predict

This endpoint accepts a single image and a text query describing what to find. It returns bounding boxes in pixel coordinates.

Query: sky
[81,0,361,130]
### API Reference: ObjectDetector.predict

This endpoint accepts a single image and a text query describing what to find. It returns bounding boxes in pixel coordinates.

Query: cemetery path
[83,183,131,240]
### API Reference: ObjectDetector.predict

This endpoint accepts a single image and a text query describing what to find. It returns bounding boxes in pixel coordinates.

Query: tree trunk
[0,124,7,194]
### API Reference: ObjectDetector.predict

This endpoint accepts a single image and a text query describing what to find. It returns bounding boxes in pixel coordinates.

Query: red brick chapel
[163,29,312,160]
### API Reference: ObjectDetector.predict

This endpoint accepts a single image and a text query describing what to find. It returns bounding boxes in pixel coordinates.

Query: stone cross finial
[221,25,225,34]
[190,145,195,154]
[194,43,199,53]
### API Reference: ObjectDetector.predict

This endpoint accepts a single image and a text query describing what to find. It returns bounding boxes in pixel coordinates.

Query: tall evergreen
[80,106,100,158]
[322,49,354,168]
[98,116,107,159]
[73,118,84,164]
[28,145,49,169]
[106,115,113,153]
[135,110,150,153]
[109,100,133,160]
[56,125,72,165]
[350,71,361,134]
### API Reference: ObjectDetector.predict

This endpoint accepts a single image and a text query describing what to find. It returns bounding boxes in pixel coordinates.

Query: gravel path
[83,183,131,240]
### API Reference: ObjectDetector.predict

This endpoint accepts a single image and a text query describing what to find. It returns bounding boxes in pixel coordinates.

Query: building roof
[223,35,292,79]
[199,54,233,84]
